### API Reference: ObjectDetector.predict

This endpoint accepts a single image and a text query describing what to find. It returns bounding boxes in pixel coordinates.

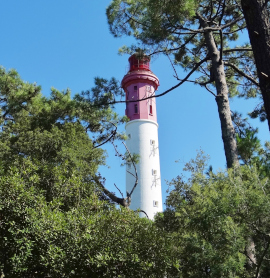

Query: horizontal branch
[223,25,247,34]
[223,48,252,53]
[102,56,209,106]
[186,15,244,33]
[150,33,197,56]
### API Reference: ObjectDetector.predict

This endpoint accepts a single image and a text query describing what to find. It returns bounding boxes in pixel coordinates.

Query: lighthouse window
[149,97,153,115]
[149,104,153,115]
[153,201,159,207]
[134,85,137,92]
[134,104,138,114]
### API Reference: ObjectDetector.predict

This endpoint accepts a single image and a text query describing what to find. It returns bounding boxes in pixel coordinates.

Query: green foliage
[121,152,140,167]
[0,68,175,277]
[156,152,270,277]
[0,162,172,277]
[107,0,199,41]
[236,129,261,163]
[249,103,267,122]
[236,129,270,177]
[107,0,261,109]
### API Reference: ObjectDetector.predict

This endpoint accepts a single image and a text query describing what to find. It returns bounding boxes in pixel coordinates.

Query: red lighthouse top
[128,54,150,72]
[122,54,159,122]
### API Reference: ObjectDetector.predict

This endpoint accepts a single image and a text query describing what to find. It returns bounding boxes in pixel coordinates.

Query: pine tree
[107,0,261,168]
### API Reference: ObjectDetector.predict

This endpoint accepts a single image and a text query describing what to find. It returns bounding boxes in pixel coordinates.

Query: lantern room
[128,54,150,72]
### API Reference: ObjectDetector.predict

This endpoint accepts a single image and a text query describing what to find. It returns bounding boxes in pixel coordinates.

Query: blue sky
[1,1,269,206]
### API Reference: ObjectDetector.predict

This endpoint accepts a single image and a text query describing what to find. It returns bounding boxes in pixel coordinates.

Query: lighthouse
[121,54,163,220]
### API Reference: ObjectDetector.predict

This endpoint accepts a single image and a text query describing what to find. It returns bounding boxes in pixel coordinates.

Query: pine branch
[223,25,247,34]
[205,84,217,97]
[218,0,226,26]
[94,175,130,207]
[224,61,259,86]
[114,183,124,198]
[93,121,117,149]
[185,16,244,33]
[149,33,197,56]
[99,56,209,106]
[223,48,252,53]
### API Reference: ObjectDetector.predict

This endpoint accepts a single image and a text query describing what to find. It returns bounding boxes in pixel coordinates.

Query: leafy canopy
[0,67,174,277]
[156,151,270,277]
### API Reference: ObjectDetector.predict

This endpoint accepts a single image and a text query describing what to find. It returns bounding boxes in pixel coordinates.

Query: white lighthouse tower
[122,54,163,220]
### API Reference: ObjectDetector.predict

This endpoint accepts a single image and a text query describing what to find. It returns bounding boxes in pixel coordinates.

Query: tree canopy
[156,151,270,277]
[1,66,270,277]
[0,67,174,277]
[1,1,270,275]
[107,0,264,168]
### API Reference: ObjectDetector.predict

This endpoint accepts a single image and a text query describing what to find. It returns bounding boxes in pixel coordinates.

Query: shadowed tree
[240,0,270,131]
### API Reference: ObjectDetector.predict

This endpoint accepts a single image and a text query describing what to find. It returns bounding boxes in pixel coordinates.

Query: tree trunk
[241,0,270,131]
[198,14,239,168]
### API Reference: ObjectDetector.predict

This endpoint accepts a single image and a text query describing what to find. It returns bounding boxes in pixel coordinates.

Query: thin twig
[93,121,117,149]
[166,53,179,79]
[204,84,217,97]
[122,142,138,197]
[137,210,149,219]
[114,183,124,198]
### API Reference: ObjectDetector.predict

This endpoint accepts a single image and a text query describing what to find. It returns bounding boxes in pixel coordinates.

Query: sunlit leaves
[156,153,270,277]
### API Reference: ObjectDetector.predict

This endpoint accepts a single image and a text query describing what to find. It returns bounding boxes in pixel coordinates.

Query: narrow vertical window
[149,104,153,115]
[134,104,138,114]
[134,86,138,99]
[149,98,153,115]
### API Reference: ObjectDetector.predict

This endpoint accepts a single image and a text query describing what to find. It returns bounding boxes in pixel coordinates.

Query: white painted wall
[126,119,163,219]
